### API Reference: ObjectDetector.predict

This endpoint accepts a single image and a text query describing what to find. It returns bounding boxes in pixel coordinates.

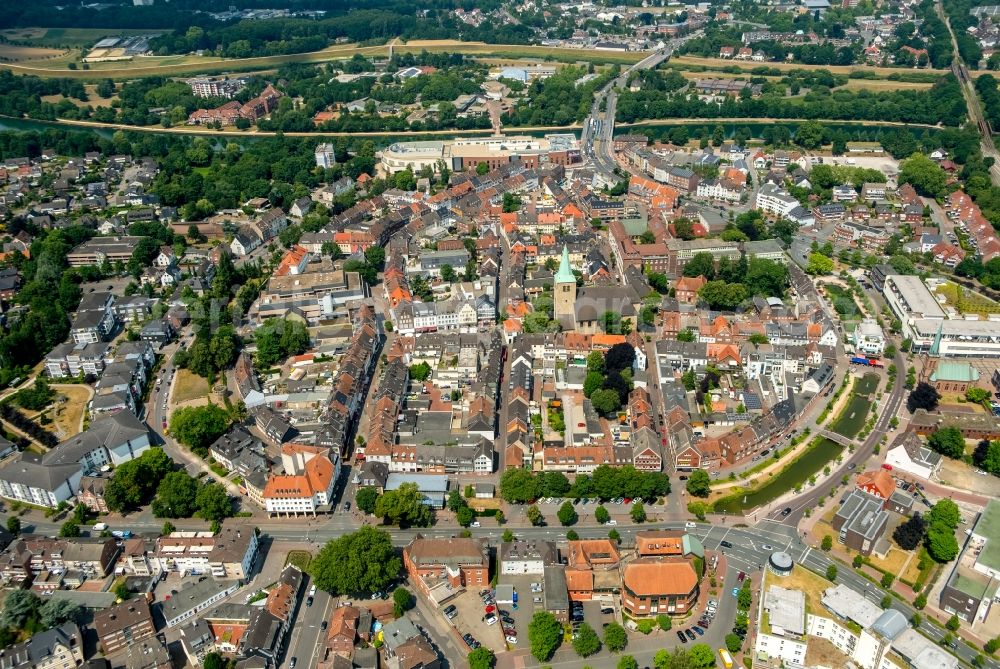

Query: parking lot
[440,587,506,654]
[534,497,638,524]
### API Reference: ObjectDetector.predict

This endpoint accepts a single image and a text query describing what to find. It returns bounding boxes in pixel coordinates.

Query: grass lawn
[867,546,910,576]
[0,39,640,79]
[45,83,116,107]
[172,369,210,405]
[774,565,831,612]
[285,550,312,572]
[50,384,93,438]
[806,636,854,668]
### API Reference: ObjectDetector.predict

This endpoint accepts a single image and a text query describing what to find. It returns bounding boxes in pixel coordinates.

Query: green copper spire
[929,321,943,357]
[554,245,575,284]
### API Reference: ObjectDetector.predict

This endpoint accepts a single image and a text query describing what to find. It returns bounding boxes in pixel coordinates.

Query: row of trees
[151,470,233,523]
[499,465,671,505]
[616,73,967,127]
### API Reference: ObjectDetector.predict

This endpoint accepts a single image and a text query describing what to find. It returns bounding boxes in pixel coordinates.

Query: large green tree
[926,523,959,562]
[468,648,496,669]
[698,280,747,309]
[573,622,601,657]
[254,318,311,367]
[196,483,233,521]
[373,482,433,527]
[152,471,200,518]
[604,622,628,652]
[355,487,379,514]
[899,153,948,197]
[499,468,540,503]
[169,404,231,453]
[928,499,961,530]
[685,470,712,498]
[557,501,578,526]
[805,252,834,275]
[688,643,717,669]
[528,611,563,661]
[310,526,401,595]
[928,426,966,459]
[104,448,174,513]
[683,252,715,279]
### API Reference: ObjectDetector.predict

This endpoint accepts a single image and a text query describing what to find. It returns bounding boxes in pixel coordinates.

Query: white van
[685,521,697,529]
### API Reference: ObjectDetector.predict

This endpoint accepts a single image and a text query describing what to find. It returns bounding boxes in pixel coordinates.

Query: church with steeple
[553,245,577,329]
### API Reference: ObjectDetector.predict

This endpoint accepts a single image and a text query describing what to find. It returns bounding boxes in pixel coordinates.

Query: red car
[484,605,495,614]
[737,571,746,582]
[624,498,632,504]
[881,464,893,471]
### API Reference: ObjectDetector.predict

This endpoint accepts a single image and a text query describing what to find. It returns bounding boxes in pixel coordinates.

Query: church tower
[553,245,577,326]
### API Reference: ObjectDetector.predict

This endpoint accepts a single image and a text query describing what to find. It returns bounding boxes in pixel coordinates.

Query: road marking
[799,546,811,562]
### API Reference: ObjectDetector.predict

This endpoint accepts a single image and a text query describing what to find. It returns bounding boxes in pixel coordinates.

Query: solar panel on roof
[743,393,762,410]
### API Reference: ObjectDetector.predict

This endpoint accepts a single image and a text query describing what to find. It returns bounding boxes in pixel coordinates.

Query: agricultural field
[0,38,642,79]
[839,79,933,92]
[0,28,156,48]
[671,69,932,93]
[0,44,68,62]
[670,54,949,77]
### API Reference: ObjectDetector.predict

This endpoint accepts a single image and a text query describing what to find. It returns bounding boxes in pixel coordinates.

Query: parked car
[692,626,704,636]
[601,607,614,615]
[676,631,688,643]
[685,629,696,641]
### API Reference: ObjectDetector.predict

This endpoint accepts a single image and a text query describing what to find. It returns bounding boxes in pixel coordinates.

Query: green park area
[823,283,863,322]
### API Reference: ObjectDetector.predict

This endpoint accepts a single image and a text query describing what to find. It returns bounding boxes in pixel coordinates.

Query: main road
[582,37,695,180]
[8,502,989,667]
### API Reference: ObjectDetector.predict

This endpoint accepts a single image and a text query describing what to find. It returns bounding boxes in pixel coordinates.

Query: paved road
[583,36,696,180]
[282,585,333,669]
[145,328,241,495]
[8,504,988,668]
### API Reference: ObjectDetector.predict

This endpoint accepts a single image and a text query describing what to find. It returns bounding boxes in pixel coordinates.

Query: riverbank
[0,114,947,142]
[711,437,845,514]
